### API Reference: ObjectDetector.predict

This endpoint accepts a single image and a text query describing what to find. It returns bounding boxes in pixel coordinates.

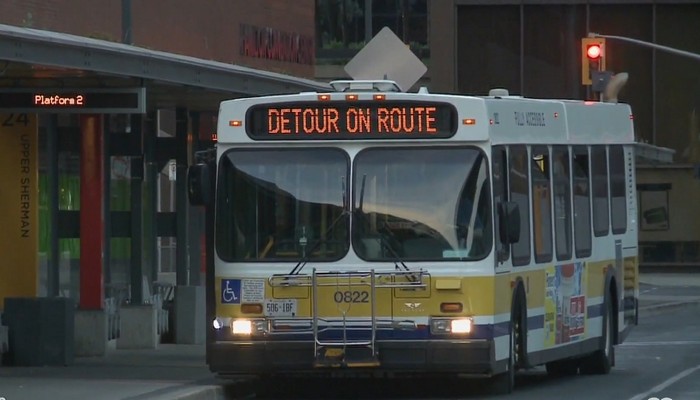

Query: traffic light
[581,38,606,85]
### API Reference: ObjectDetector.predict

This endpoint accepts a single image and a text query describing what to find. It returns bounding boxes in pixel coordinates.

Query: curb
[639,300,700,316]
[128,385,225,400]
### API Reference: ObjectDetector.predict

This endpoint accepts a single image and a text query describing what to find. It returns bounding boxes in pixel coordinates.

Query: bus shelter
[0,23,330,364]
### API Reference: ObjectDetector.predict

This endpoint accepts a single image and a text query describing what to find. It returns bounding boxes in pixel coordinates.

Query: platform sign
[0,88,145,114]
[0,113,38,309]
[344,27,427,92]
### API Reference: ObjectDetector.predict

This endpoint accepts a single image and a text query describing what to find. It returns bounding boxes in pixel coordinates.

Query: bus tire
[490,297,523,395]
[579,293,614,375]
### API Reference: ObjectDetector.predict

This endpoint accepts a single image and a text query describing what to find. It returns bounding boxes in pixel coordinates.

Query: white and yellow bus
[188,80,639,394]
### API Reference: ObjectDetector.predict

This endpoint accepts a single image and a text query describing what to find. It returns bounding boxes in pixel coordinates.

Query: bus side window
[573,146,592,258]
[531,145,553,264]
[591,146,609,236]
[492,146,510,263]
[509,145,531,266]
[609,145,627,234]
[552,145,572,261]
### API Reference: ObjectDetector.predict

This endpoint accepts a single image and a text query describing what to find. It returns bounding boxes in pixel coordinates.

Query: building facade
[0,0,316,78]
[429,0,700,267]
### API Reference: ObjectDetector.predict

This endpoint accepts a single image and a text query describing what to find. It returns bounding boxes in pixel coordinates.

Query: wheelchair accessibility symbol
[221,279,241,304]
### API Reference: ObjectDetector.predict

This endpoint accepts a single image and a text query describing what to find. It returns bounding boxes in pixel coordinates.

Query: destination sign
[245,101,457,140]
[0,88,146,114]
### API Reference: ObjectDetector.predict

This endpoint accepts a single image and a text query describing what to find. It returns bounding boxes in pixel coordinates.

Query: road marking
[626,364,700,400]
[622,341,700,346]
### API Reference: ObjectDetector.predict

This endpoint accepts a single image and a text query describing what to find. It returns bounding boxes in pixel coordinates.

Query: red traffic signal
[581,38,606,85]
[586,44,602,60]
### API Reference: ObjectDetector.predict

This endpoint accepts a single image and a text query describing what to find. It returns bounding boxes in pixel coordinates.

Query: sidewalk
[0,272,698,400]
[638,272,700,314]
[0,344,223,400]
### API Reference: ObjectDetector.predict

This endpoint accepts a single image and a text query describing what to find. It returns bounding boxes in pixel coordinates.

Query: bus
[187,79,639,394]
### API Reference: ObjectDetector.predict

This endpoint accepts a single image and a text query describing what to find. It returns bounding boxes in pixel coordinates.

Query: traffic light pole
[589,32,700,62]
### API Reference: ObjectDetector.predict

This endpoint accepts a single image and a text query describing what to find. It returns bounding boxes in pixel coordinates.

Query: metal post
[189,111,202,286]
[175,108,189,286]
[79,115,105,310]
[47,115,60,297]
[130,114,143,305]
[103,115,112,288]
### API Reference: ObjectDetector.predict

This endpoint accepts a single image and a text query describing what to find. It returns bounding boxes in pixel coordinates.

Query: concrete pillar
[79,114,105,310]
[117,305,158,349]
[74,310,115,356]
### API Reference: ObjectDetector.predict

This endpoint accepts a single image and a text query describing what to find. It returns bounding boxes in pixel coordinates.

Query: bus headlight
[430,317,473,334]
[231,319,266,335]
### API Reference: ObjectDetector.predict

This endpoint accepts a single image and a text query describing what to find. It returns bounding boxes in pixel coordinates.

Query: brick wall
[0,0,315,78]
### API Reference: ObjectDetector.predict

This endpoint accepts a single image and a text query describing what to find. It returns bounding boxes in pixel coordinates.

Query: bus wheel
[580,296,614,375]
[489,309,520,394]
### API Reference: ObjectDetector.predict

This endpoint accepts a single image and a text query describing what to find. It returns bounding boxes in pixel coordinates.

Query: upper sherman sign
[239,24,314,65]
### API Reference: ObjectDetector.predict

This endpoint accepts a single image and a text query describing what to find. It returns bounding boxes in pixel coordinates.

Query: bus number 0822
[334,290,369,303]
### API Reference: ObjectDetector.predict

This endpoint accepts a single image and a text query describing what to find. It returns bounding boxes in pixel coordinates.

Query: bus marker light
[345,94,358,101]
[241,303,263,314]
[462,118,476,125]
[318,94,331,101]
[229,120,242,127]
[440,302,463,313]
[373,94,386,101]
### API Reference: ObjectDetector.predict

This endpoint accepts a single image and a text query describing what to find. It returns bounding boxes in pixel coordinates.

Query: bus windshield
[216,148,350,261]
[353,147,492,261]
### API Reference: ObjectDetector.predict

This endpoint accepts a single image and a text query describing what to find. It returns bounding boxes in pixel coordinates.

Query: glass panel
[216,148,349,262]
[573,146,592,258]
[457,5,520,95]
[523,5,586,99]
[656,4,700,159]
[531,145,552,263]
[553,146,572,261]
[492,146,510,263]
[353,147,492,261]
[610,145,627,234]
[591,146,609,237]
[509,145,530,266]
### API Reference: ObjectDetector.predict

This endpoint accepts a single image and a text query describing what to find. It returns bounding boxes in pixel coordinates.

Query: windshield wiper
[288,177,348,276]
[354,174,416,280]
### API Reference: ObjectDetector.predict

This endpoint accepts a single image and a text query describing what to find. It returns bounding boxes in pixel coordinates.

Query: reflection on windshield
[353,147,492,261]
[216,148,349,261]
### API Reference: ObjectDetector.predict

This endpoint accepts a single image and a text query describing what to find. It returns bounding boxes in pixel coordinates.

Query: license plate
[264,299,297,317]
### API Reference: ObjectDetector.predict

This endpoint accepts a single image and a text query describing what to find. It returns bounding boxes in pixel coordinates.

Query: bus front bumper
[208,339,497,377]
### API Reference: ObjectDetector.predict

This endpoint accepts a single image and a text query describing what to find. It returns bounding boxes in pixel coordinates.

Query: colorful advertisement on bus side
[544,262,587,346]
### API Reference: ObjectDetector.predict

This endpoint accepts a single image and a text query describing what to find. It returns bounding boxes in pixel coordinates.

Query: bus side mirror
[498,201,520,245]
[187,163,211,206]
